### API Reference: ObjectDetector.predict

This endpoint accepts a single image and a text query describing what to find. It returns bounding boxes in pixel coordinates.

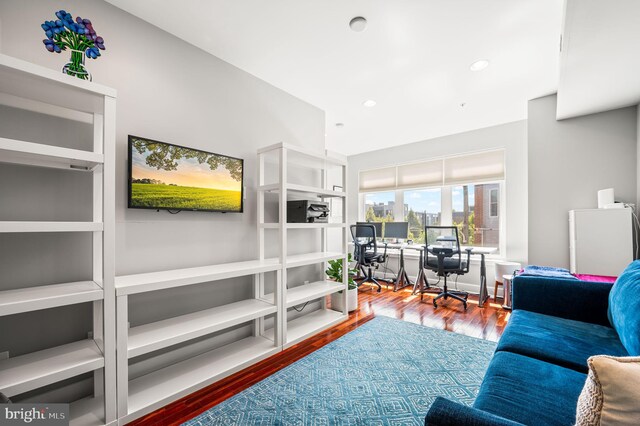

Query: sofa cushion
[496,310,628,373]
[473,351,586,426]
[608,260,640,356]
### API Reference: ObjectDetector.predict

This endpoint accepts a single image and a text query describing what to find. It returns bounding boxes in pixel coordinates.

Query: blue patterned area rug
[183,315,497,426]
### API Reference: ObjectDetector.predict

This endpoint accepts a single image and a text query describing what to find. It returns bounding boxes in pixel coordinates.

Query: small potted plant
[325,254,358,312]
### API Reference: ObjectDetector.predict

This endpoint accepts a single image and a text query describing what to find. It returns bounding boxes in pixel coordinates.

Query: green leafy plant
[325,254,358,291]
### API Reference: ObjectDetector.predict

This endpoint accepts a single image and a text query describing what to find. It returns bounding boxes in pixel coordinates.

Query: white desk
[349,242,497,305]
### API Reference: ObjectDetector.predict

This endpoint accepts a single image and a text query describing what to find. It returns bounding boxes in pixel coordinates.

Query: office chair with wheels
[350,223,387,292]
[422,226,472,310]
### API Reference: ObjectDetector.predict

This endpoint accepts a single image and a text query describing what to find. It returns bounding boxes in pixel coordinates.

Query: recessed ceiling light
[349,16,367,32]
[335,122,345,128]
[363,100,376,107]
[470,59,489,71]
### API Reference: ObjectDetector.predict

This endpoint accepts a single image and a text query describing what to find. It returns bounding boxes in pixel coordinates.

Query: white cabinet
[569,208,634,276]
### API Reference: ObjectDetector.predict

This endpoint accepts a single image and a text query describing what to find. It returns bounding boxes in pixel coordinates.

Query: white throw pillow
[575,355,640,426]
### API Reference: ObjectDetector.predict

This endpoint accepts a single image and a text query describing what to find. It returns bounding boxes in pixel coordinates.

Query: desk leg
[394,249,412,291]
[477,253,490,308]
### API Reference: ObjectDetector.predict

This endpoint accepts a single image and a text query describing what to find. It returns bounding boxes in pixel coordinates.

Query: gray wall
[0,0,324,400]
[347,120,528,292]
[528,94,637,268]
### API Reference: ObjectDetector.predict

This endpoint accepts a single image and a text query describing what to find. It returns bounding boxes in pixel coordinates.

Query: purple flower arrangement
[41,10,106,80]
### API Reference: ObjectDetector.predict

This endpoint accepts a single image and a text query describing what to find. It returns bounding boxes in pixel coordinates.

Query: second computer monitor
[384,222,409,240]
[356,221,383,238]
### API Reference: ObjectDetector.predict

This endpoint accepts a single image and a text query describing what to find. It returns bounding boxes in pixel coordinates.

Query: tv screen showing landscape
[128,136,243,212]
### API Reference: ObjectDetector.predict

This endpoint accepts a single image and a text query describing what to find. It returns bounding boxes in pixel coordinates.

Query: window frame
[489,188,499,218]
[359,180,506,257]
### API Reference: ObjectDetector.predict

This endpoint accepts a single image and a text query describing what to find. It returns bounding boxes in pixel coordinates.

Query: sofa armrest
[512,276,613,326]
[425,397,524,426]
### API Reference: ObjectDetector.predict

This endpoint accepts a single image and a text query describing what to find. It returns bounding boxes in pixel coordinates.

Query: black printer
[287,200,330,223]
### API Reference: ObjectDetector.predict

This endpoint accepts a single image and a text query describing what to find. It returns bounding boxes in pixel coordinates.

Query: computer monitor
[384,222,409,240]
[356,221,382,238]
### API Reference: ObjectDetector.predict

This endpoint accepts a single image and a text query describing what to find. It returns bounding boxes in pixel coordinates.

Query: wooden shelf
[69,396,103,426]
[0,221,103,233]
[0,281,103,317]
[0,340,104,397]
[125,336,278,423]
[0,53,116,114]
[260,222,346,229]
[286,252,345,268]
[115,258,281,296]
[258,183,346,198]
[0,137,103,170]
[264,309,345,348]
[128,299,277,358]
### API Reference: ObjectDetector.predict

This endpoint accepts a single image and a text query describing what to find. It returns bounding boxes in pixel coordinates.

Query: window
[404,188,441,243]
[358,150,505,254]
[490,188,499,217]
[363,191,395,222]
[452,183,500,249]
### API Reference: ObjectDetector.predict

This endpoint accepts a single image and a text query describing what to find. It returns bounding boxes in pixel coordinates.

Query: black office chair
[350,224,387,293]
[422,226,472,310]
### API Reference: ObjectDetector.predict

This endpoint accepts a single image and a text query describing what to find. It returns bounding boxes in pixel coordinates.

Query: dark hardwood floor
[129,283,509,425]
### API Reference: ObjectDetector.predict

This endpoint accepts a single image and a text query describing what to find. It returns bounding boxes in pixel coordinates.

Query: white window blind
[358,166,396,191]
[359,150,504,191]
[396,159,443,189]
[443,150,505,185]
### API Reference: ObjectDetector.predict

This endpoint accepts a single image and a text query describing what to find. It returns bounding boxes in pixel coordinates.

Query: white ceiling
[106,0,564,155]
[557,0,640,119]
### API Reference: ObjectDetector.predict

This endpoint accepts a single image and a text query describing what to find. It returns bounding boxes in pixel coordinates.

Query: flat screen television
[128,135,244,213]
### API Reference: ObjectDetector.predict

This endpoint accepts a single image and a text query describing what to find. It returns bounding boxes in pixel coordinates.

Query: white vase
[331,287,358,312]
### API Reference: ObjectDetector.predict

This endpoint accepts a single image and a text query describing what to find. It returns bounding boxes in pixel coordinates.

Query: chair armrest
[425,397,523,426]
[512,276,613,326]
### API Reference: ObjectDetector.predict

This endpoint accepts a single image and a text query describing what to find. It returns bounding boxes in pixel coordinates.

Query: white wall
[0,0,325,401]
[528,94,637,268]
[347,120,528,293]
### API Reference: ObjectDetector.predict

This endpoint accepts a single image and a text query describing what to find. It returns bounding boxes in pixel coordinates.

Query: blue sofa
[424,260,640,426]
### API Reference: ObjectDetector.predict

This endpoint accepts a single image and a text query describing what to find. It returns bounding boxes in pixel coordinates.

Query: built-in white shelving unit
[114,260,282,423]
[257,143,349,349]
[111,143,348,423]
[0,53,116,425]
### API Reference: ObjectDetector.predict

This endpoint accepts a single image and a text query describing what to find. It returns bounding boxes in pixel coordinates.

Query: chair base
[356,264,382,293]
[418,270,468,310]
[432,290,469,310]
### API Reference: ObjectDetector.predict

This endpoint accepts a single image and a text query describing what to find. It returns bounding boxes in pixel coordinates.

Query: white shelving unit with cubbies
[113,259,283,423]
[0,53,116,425]
[257,142,349,349]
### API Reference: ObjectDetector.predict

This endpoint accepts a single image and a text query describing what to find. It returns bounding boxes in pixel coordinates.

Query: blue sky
[365,186,475,214]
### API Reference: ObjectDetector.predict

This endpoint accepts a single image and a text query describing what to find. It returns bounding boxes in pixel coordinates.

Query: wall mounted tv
[128,135,244,213]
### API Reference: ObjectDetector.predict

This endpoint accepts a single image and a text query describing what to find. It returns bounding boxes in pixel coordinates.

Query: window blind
[396,159,443,188]
[359,149,504,191]
[358,166,396,191]
[443,150,505,185]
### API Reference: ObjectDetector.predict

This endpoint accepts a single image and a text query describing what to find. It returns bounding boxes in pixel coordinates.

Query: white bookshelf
[114,260,282,421]
[115,258,281,296]
[122,335,278,424]
[0,54,116,424]
[257,143,349,349]
[0,221,103,233]
[0,340,104,397]
[264,309,346,348]
[0,281,103,317]
[127,299,277,358]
